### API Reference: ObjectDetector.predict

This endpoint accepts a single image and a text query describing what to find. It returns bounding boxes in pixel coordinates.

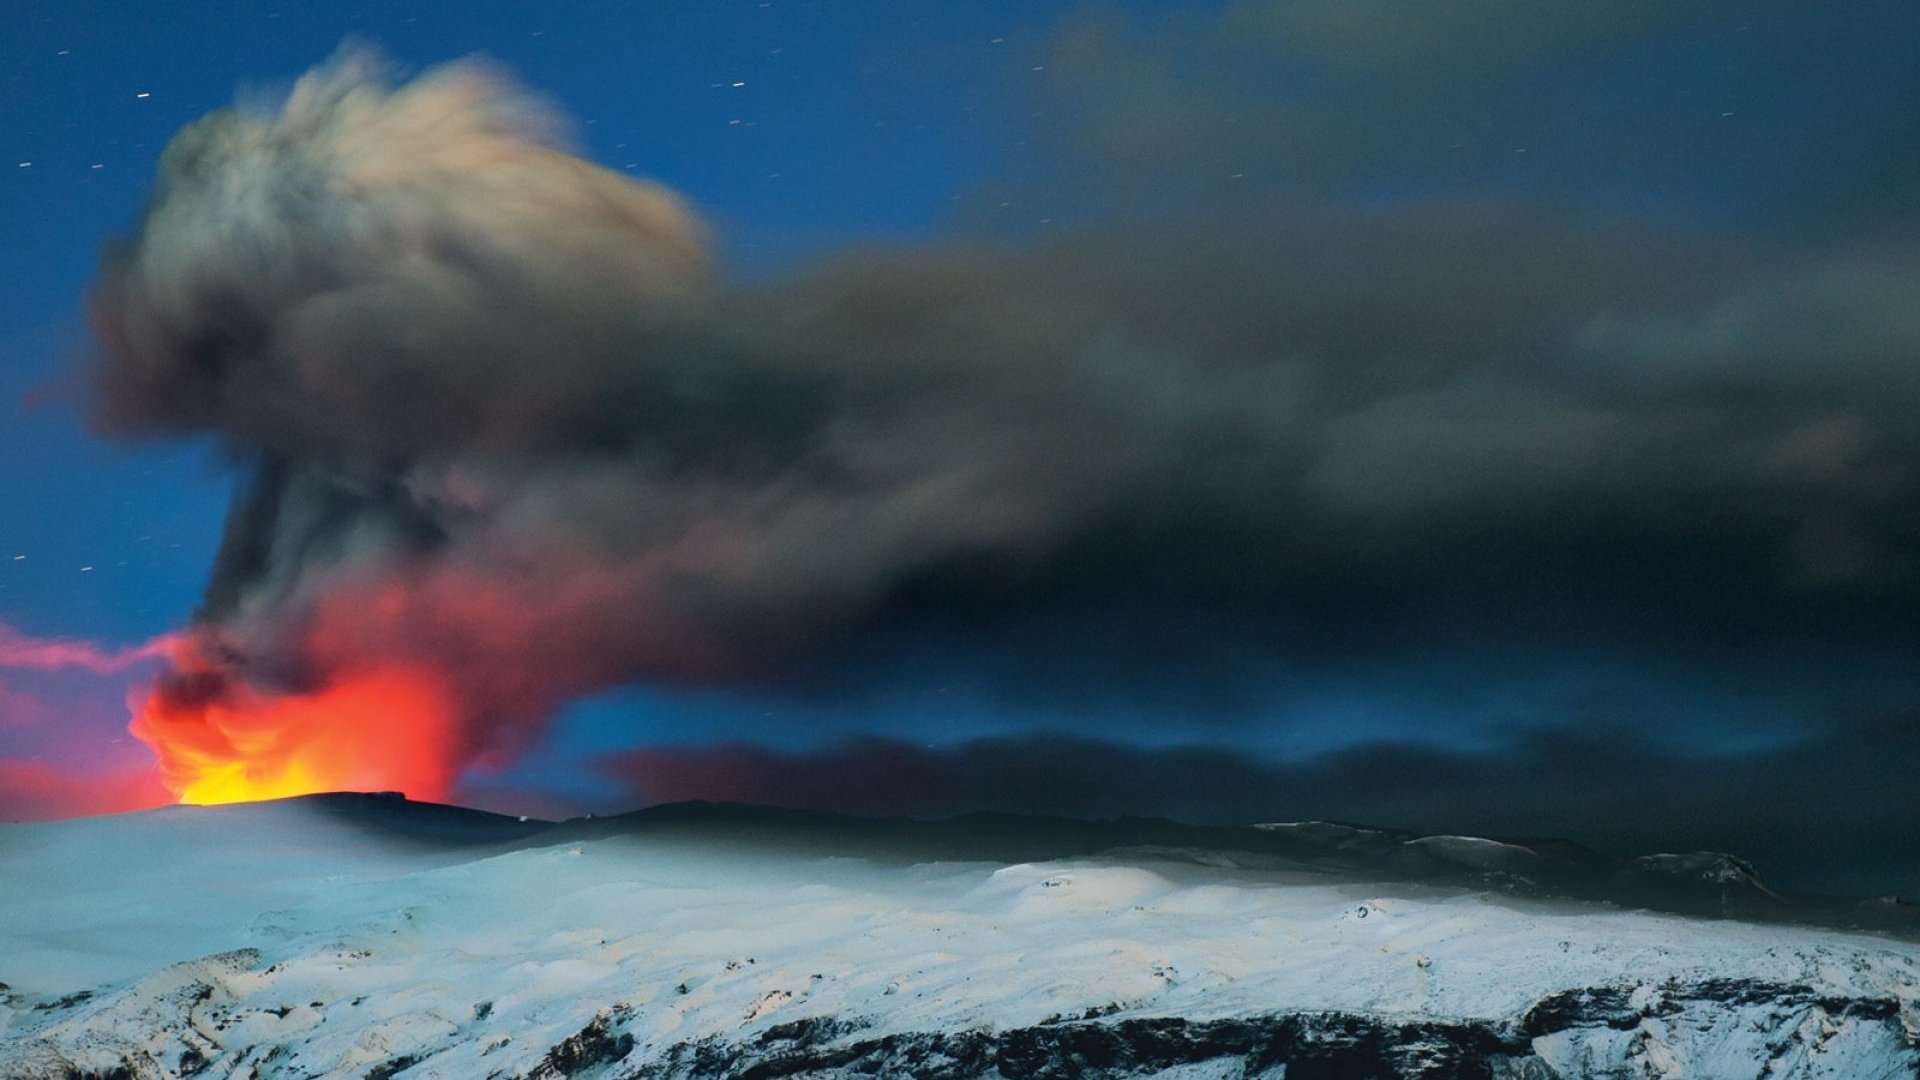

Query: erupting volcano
[127,636,460,805]
[87,52,720,805]
[53,30,1920,857]
[5,4,1920,1075]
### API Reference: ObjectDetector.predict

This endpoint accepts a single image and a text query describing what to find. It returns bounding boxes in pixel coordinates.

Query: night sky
[2,1,1917,896]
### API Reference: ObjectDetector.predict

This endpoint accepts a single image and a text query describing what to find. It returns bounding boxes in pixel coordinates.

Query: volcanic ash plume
[94,49,1204,800]
[94,48,1919,804]
[95,51,719,800]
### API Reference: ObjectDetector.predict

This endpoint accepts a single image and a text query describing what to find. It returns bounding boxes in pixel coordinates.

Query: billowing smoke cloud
[91,38,1919,799]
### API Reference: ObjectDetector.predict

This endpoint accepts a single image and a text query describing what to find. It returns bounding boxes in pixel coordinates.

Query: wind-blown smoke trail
[0,623,176,816]
[91,47,1920,804]
[0,620,172,674]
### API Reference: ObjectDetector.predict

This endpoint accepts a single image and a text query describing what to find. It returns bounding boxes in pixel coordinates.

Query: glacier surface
[1,796,1916,1078]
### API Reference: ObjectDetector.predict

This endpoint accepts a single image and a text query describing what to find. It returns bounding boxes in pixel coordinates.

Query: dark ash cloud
[1044,0,1920,226]
[1219,0,1792,81]
[88,26,1920,792]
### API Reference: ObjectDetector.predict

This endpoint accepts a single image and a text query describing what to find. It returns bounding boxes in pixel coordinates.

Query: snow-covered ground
[2,796,1916,1078]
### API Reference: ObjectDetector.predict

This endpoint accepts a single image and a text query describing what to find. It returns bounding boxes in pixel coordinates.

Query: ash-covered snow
[1,796,1916,1078]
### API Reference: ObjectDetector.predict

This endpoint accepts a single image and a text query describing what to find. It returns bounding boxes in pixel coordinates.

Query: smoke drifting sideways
[93,48,1919,804]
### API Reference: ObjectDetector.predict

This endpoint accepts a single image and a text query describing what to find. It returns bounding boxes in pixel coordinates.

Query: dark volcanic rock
[530,1008,641,1079]
[591,978,1919,1079]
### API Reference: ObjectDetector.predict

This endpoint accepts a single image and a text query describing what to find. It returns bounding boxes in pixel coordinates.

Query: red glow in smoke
[128,650,460,806]
[121,556,733,808]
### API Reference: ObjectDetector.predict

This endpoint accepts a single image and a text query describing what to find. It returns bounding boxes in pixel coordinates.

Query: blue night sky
[2,1,1917,893]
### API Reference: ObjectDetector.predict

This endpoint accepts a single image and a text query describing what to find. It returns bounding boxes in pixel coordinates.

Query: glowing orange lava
[129,665,460,805]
